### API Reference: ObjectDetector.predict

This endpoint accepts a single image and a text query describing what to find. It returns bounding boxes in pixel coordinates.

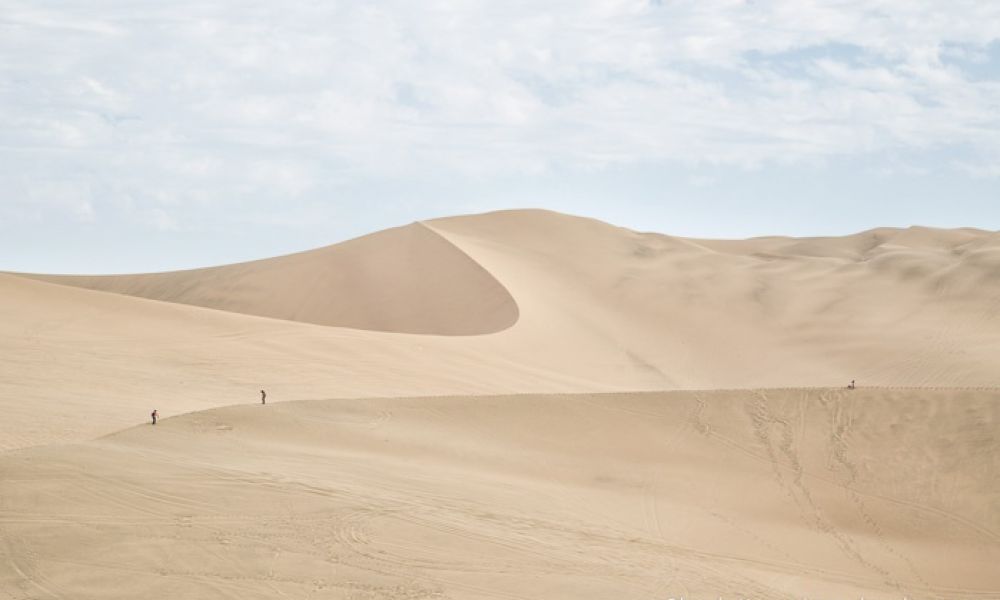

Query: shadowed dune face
[1,389,997,599]
[23,222,519,335]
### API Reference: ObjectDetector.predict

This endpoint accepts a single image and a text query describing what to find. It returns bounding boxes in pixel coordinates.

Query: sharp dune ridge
[1,209,998,599]
[20,221,521,336]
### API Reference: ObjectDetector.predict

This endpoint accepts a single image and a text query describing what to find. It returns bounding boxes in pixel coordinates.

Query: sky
[1,0,999,273]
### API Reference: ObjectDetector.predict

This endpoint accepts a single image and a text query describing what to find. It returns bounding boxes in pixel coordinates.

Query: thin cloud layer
[1,0,998,234]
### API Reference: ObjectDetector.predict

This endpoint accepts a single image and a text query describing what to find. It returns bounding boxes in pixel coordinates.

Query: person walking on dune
[261,389,266,405]
[151,409,158,425]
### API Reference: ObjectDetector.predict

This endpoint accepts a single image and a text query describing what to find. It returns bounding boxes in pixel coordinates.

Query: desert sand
[1,209,998,598]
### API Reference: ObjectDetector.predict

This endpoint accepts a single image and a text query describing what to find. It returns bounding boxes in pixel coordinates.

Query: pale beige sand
[1,389,997,599]
[25,222,519,335]
[1,209,998,598]
[3,210,998,450]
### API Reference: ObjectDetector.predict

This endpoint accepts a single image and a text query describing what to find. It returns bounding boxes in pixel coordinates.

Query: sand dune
[429,211,1000,387]
[2,209,998,598]
[1,389,997,599]
[2,210,999,452]
[23,222,519,335]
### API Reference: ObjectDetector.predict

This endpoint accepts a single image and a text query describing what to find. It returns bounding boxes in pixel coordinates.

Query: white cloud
[145,207,177,231]
[1,0,999,235]
[955,160,1000,179]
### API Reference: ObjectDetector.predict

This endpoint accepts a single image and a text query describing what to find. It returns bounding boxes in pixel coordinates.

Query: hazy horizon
[3,1,999,273]
[4,205,999,276]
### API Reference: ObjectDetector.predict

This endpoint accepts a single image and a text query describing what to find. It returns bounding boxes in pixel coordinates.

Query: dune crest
[22,222,519,336]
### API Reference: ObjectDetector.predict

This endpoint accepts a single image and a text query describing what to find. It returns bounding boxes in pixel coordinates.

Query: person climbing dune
[261,389,266,405]
[151,409,158,425]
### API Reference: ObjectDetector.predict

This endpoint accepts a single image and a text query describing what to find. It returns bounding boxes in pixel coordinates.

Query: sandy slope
[2,209,999,599]
[430,211,1000,388]
[24,222,519,335]
[0,272,589,452]
[2,210,999,452]
[1,389,997,599]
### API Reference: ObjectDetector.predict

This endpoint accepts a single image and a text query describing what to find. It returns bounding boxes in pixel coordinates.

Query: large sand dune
[2,389,997,599]
[23,222,519,336]
[1,209,998,598]
[3,210,999,450]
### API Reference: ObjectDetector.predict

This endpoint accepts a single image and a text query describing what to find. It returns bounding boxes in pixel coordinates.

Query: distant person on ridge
[261,389,266,405]
[151,409,158,425]
[848,380,856,390]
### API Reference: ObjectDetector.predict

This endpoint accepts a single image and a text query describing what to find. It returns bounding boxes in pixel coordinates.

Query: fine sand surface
[25,222,520,336]
[3,210,999,450]
[2,209,999,598]
[1,390,998,599]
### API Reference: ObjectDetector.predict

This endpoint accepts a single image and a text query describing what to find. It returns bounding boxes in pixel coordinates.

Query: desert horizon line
[5,207,997,278]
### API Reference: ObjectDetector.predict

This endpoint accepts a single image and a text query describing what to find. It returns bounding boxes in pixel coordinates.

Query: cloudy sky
[2,0,999,273]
